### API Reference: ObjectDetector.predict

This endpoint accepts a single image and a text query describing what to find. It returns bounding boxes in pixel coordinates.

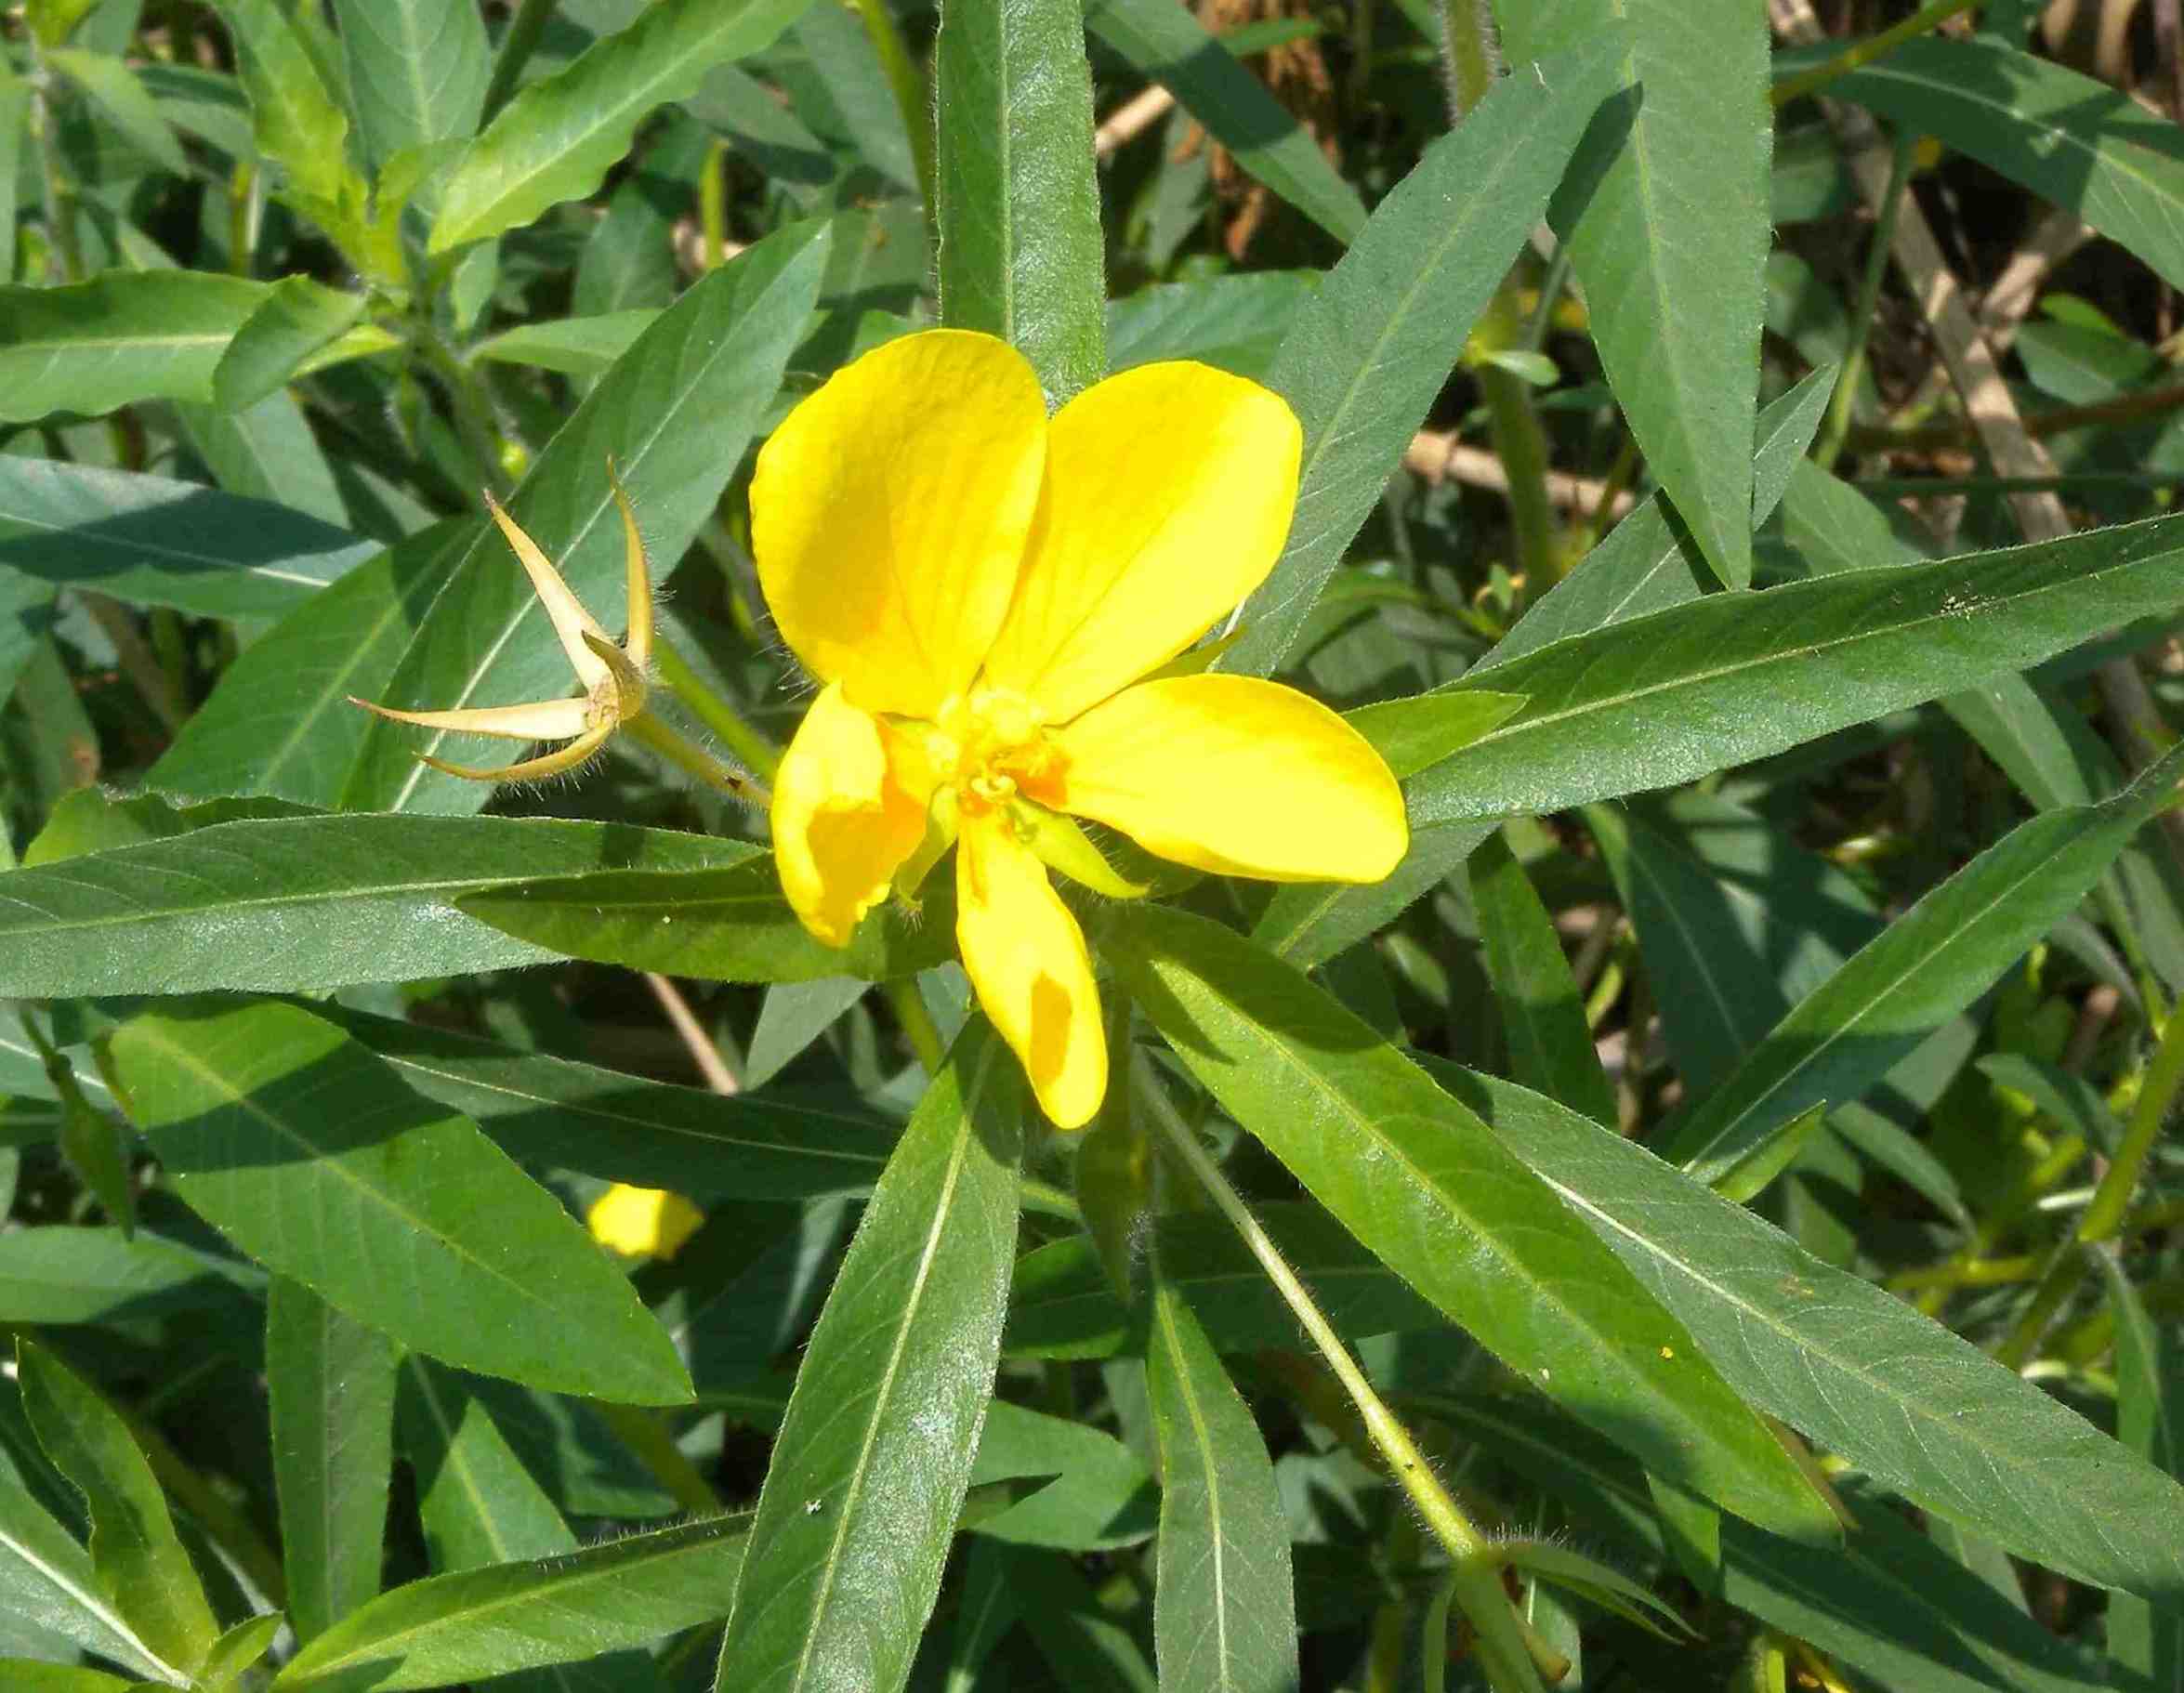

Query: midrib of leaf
[782,1043,999,1689]
[1153,1291,1236,1690]
[0,1516,184,1686]
[1521,1160,2157,1574]
[133,1025,559,1309]
[1246,131,1548,650]
[0,850,601,936]
[1454,550,2169,765]
[1850,57,2178,207]
[0,505,351,591]
[388,252,809,808]
[368,1049,883,1169]
[1678,808,2120,1172]
[451,13,730,243]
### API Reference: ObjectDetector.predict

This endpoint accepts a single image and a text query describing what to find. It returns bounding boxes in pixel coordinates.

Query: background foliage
[3,0,2184,1689]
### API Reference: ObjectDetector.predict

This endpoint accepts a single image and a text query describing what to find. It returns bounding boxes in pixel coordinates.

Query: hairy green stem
[411,325,512,498]
[593,1402,721,1515]
[1133,1055,1490,1562]
[886,978,949,1074]
[625,709,770,807]
[2083,998,2184,1242]
[652,634,783,780]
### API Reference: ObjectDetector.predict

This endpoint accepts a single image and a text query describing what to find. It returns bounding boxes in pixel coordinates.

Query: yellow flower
[587,1182,705,1259]
[757,330,1407,1129]
[350,470,653,782]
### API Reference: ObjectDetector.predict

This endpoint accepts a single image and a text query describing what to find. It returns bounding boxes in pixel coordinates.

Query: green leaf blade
[1106,903,1839,1543]
[0,816,755,998]
[430,0,816,253]
[106,1000,693,1406]
[1220,36,1625,676]
[17,1341,220,1677]
[1411,511,2184,826]
[714,1021,1024,1693]
[936,0,1106,400]
[0,272,272,423]
[1503,0,1770,588]
[275,1513,751,1691]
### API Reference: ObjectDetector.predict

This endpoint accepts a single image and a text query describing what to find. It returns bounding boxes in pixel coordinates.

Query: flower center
[927,689,1065,817]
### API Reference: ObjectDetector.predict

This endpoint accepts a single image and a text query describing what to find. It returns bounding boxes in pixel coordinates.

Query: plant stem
[886,978,949,1074]
[1770,0,1981,108]
[652,633,783,779]
[625,709,770,807]
[2083,999,2184,1242]
[480,0,559,123]
[1133,1054,1489,1562]
[1812,130,1915,467]
[29,69,86,282]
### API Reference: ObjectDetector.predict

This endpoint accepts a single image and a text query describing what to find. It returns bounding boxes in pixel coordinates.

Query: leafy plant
[2,1,2183,1690]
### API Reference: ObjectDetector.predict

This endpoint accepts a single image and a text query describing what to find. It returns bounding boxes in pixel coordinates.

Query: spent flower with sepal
[757,329,1407,1128]
[349,465,658,783]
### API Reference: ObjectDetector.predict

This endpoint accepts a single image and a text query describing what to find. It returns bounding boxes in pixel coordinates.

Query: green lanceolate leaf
[1346,689,1527,781]
[0,816,754,997]
[1105,903,1838,1542]
[1146,1271,1297,1693]
[456,854,953,985]
[274,1513,752,1691]
[1480,364,1835,672]
[1107,272,1319,381]
[211,277,368,414]
[146,518,475,804]
[1248,821,1496,971]
[105,1000,693,1405]
[967,1401,1157,1550]
[16,1342,219,1677]
[936,0,1106,400]
[0,1226,257,1325]
[1469,830,1617,1128]
[1665,740,2184,1187]
[714,1020,1023,1693]
[1220,35,1625,676]
[346,218,828,815]
[0,455,378,619]
[1435,1062,2184,1606]
[321,1005,894,1201]
[2101,1257,2184,1677]
[0,271,272,423]
[430,0,816,253]
[215,0,357,212]
[1083,0,1363,247]
[267,1278,396,1643]
[333,0,490,174]
[0,1421,185,1684]
[1829,36,2184,293]
[1410,508,2184,825]
[45,48,188,174]
[1501,0,1769,589]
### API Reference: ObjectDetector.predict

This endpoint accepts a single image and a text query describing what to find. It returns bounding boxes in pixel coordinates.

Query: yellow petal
[955,813,1106,1129]
[772,680,929,946]
[1053,675,1407,882]
[752,330,1047,719]
[587,1183,705,1259]
[348,694,594,742]
[980,361,1301,724]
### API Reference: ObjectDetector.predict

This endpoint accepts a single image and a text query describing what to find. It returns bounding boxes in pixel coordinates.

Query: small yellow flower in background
[587,1182,705,1260]
[349,468,653,781]
[757,329,1407,1129]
